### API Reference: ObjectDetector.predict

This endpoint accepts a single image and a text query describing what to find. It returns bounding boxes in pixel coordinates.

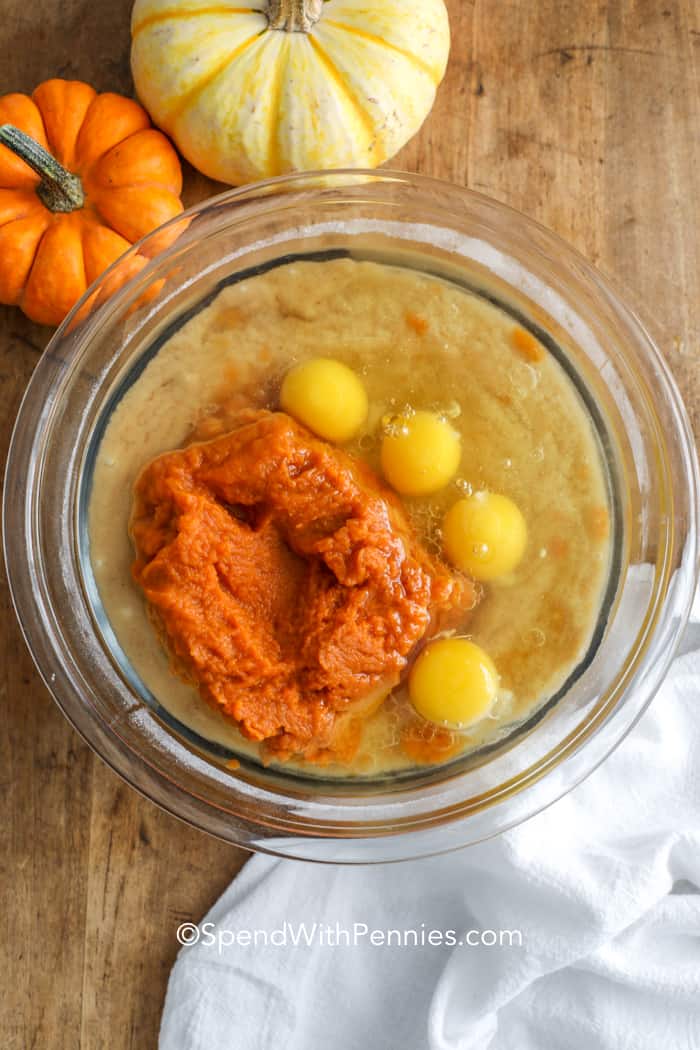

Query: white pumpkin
[130,0,451,184]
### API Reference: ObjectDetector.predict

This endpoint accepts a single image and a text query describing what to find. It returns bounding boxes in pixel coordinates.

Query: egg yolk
[381,410,461,495]
[280,358,368,443]
[443,492,527,581]
[409,637,499,728]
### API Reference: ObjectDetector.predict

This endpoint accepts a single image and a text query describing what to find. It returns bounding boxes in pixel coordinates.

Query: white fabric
[160,610,700,1050]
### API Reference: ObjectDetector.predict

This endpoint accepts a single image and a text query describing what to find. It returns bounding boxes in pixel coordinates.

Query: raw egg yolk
[443,492,527,581]
[409,637,499,728]
[381,410,461,495]
[280,358,368,443]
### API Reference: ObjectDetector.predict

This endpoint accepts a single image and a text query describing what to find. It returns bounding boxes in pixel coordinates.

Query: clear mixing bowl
[4,171,698,862]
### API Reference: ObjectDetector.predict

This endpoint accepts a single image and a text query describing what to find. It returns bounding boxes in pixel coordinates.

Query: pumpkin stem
[0,124,85,213]
[267,0,323,32]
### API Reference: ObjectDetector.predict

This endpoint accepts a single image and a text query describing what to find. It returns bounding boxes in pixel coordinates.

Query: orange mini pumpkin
[0,79,184,326]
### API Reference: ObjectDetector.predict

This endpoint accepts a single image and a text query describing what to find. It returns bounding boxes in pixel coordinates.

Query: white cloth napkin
[160,604,700,1050]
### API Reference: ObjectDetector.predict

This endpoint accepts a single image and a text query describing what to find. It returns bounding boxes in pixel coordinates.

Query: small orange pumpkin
[0,79,184,326]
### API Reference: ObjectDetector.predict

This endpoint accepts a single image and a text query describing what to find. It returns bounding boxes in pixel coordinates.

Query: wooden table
[2,2,698,1046]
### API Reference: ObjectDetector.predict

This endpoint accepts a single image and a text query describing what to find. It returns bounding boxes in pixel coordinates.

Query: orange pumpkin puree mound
[130,410,476,763]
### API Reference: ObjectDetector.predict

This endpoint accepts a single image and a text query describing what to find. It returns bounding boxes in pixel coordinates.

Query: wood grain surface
[2,1,699,1047]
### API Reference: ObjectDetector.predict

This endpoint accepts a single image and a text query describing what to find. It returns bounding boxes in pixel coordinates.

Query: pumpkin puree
[130,411,474,762]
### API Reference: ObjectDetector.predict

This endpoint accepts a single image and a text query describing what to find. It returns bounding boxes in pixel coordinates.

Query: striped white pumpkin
[131,0,450,184]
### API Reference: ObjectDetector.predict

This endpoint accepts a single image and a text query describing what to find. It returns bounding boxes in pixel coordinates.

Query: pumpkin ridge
[18,218,55,313]
[91,176,180,196]
[0,188,46,229]
[74,94,151,173]
[79,213,130,286]
[85,128,183,196]
[71,93,108,176]
[32,80,98,171]
[89,185,184,245]
[0,212,50,305]
[132,5,261,37]
[307,35,383,160]
[0,211,49,244]
[162,32,262,130]
[265,35,289,176]
[321,18,442,84]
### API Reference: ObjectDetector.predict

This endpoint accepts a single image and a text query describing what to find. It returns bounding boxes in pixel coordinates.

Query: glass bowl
[4,171,698,863]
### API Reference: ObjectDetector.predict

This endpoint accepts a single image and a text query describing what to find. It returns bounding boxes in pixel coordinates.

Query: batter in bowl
[88,258,612,776]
